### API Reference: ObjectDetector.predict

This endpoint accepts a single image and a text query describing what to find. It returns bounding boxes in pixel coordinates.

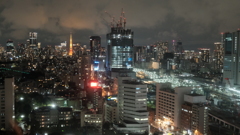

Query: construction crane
[104,11,116,27]
[105,8,127,29]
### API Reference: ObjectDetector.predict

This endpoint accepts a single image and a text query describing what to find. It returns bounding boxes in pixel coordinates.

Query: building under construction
[106,9,134,76]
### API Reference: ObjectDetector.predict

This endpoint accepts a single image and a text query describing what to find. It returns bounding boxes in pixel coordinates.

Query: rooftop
[122,80,144,85]
[186,93,204,96]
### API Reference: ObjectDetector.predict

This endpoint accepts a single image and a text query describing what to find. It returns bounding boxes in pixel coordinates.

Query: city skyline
[0,0,240,50]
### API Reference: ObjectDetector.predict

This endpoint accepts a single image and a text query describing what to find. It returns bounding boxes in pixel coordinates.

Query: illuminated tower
[69,33,73,56]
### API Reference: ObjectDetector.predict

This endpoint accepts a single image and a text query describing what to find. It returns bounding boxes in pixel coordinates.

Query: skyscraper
[106,26,134,75]
[213,42,223,72]
[198,48,210,64]
[222,30,240,85]
[0,77,15,130]
[90,36,101,62]
[29,32,38,50]
[6,39,14,53]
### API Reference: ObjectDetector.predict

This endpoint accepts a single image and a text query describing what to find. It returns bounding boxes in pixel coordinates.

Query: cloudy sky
[0,0,240,50]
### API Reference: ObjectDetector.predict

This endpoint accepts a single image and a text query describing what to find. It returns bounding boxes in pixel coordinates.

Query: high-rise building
[213,42,223,72]
[155,83,192,128]
[90,36,101,62]
[180,94,208,135]
[29,32,38,49]
[173,40,184,59]
[104,100,118,123]
[6,39,14,53]
[76,54,92,89]
[198,48,210,64]
[184,50,195,59]
[222,30,240,85]
[106,27,134,75]
[0,77,15,130]
[114,77,148,134]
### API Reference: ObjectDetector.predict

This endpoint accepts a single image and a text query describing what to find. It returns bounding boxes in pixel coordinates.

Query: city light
[90,81,98,87]
[51,104,56,108]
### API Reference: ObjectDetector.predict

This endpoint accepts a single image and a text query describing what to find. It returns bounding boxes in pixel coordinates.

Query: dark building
[90,36,101,62]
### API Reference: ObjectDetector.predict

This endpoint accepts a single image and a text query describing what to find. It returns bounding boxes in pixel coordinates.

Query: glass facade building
[222,30,240,85]
[106,27,134,72]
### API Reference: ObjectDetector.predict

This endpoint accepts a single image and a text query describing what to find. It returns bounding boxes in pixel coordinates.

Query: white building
[104,100,118,123]
[81,109,103,134]
[156,83,192,128]
[0,77,15,130]
[114,77,148,134]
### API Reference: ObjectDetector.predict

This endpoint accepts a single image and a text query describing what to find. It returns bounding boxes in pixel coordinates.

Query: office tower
[180,94,208,135]
[173,40,184,59]
[106,25,134,75]
[184,50,195,59]
[29,32,38,49]
[90,36,101,62]
[56,41,68,56]
[98,47,106,71]
[69,33,73,56]
[213,42,224,72]
[133,46,144,63]
[77,55,91,89]
[104,100,118,123]
[31,106,73,128]
[222,30,240,85]
[155,41,169,61]
[0,77,15,130]
[198,48,210,64]
[155,83,192,128]
[6,39,14,53]
[114,77,148,134]
[87,81,102,110]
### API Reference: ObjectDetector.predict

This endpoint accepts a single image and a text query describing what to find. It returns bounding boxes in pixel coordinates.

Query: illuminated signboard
[90,81,98,87]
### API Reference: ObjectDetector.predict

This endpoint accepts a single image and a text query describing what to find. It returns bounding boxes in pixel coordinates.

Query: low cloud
[0,0,240,47]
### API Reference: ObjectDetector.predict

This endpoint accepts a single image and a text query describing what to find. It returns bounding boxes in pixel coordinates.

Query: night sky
[0,0,240,50]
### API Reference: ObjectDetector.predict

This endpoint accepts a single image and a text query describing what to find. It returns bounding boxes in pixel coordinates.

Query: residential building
[104,100,118,123]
